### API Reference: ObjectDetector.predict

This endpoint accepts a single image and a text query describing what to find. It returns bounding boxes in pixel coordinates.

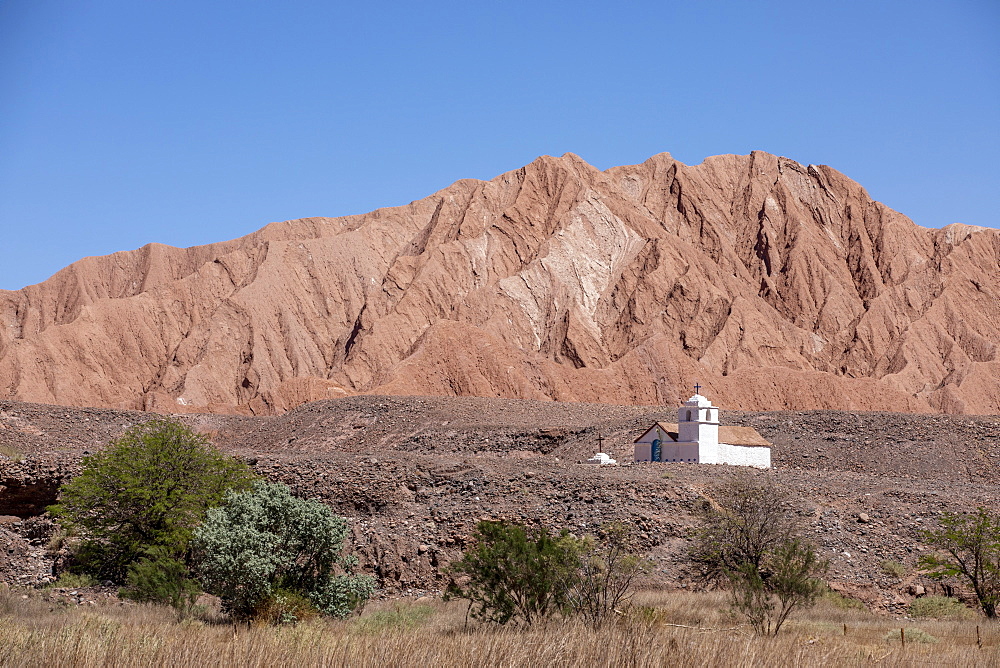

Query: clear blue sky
[1,1,997,291]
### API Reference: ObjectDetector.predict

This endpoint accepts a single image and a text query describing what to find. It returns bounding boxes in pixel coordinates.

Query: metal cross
[694,382,702,394]
[596,433,605,449]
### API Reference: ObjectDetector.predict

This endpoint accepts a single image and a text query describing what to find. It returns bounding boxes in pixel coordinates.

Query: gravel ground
[1,395,998,613]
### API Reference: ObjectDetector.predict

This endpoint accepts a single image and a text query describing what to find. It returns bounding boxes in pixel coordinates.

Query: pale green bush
[45,573,97,589]
[821,590,866,610]
[193,481,375,622]
[909,595,976,620]
[355,603,435,633]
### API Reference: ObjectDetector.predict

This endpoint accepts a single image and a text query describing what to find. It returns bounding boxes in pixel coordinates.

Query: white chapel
[633,390,771,468]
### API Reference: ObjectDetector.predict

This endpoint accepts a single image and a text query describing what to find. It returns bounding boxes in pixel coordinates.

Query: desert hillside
[1,152,998,414]
[2,396,999,609]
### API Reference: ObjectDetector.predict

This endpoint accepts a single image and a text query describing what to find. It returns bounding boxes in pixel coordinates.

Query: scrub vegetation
[691,474,828,635]
[9,417,1000,664]
[920,507,1000,618]
[49,418,256,581]
[445,520,651,627]
[44,419,374,625]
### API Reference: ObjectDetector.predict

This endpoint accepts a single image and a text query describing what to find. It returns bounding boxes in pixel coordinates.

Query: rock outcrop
[1,151,997,414]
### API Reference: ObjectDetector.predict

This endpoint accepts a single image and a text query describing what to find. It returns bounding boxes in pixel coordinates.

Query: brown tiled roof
[634,422,771,448]
[634,422,679,442]
[719,426,771,447]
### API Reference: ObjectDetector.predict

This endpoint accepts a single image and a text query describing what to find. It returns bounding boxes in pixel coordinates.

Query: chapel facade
[633,392,771,468]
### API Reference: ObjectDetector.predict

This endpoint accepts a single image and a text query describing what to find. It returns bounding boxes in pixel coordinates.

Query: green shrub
[309,570,376,619]
[120,546,201,618]
[253,589,320,626]
[565,523,653,626]
[908,595,976,620]
[447,520,651,627]
[193,481,375,622]
[691,475,828,636]
[50,418,255,582]
[880,560,907,578]
[821,590,866,610]
[884,627,938,643]
[921,507,1000,618]
[45,572,98,589]
[446,520,583,625]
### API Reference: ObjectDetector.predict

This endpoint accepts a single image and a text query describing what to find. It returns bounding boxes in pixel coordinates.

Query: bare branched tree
[565,523,653,627]
[690,473,827,636]
[690,474,796,579]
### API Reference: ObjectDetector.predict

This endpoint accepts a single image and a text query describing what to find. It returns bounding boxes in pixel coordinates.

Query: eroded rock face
[0,152,997,414]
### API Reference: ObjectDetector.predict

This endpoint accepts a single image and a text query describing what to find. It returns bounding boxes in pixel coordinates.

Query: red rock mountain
[1,152,998,415]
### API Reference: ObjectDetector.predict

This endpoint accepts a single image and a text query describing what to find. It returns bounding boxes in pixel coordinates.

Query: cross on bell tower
[694,382,702,394]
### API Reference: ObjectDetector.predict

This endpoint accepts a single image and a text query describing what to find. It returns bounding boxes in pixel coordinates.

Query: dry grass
[0,444,25,462]
[1,587,998,667]
[880,560,909,579]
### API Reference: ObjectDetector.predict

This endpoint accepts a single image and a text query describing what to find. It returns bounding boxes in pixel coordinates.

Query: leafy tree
[564,523,653,627]
[446,521,583,625]
[192,480,375,622]
[50,417,255,581]
[921,507,1000,618]
[691,474,828,636]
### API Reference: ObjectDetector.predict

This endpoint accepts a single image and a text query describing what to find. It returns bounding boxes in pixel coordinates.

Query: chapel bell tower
[677,384,720,446]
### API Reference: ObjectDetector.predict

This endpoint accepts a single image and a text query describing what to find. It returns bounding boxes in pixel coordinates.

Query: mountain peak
[1,152,997,415]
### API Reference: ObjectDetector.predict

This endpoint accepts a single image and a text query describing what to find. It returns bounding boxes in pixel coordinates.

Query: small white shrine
[633,389,771,468]
[584,453,617,465]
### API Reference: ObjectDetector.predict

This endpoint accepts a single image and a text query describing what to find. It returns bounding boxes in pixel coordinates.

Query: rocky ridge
[1,152,998,415]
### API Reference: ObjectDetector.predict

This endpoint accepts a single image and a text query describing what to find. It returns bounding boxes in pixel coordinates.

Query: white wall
[635,435,771,468]
[634,443,652,462]
[717,443,771,468]
[659,442,700,463]
[634,441,700,462]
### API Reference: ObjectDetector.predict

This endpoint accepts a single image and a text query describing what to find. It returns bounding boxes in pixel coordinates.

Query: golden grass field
[1,587,998,667]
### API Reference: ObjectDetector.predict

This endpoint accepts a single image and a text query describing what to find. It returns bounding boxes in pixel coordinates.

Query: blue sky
[1,0,997,291]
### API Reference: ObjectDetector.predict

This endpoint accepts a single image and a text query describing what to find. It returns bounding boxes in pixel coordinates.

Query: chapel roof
[634,422,679,443]
[634,422,771,448]
[717,426,772,447]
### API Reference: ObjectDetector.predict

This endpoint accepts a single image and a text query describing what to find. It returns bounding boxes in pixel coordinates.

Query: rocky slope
[1,152,998,414]
[2,396,999,612]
